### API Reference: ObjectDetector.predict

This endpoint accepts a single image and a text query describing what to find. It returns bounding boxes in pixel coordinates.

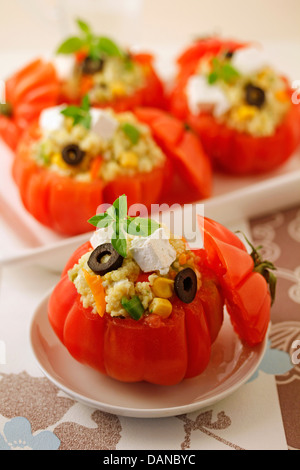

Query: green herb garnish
[236,231,277,305]
[121,123,141,145]
[57,18,125,60]
[60,94,92,129]
[208,57,240,85]
[88,195,160,257]
[121,295,144,320]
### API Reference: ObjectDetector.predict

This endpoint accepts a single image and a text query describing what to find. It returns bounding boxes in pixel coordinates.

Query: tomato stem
[236,231,277,305]
[0,102,12,117]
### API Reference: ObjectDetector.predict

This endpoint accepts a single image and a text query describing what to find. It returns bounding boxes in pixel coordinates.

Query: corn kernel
[119,151,139,168]
[51,152,70,170]
[237,105,257,120]
[257,70,267,80]
[152,277,174,299]
[110,81,126,97]
[149,298,172,318]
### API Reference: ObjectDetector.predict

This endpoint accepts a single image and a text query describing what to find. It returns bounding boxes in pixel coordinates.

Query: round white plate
[30,293,268,418]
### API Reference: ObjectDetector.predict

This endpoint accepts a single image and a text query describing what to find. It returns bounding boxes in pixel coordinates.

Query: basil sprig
[60,94,92,129]
[208,57,240,85]
[88,195,160,258]
[57,18,125,60]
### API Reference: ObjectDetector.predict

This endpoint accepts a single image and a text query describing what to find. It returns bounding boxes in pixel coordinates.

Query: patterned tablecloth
[0,204,299,451]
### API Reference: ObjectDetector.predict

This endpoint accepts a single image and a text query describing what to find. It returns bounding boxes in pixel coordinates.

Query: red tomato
[168,38,300,174]
[12,121,167,236]
[102,165,167,211]
[48,243,224,385]
[188,101,300,174]
[134,107,212,202]
[0,59,59,150]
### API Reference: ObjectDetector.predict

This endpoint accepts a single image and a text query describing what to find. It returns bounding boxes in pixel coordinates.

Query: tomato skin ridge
[0,59,59,150]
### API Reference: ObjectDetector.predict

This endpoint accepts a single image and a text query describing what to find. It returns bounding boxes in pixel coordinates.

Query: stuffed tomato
[48,196,274,386]
[54,19,165,111]
[0,58,59,151]
[168,37,300,175]
[12,97,212,236]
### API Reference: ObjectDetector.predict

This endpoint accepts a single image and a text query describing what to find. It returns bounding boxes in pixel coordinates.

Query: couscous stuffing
[189,49,291,137]
[33,108,166,182]
[68,234,201,319]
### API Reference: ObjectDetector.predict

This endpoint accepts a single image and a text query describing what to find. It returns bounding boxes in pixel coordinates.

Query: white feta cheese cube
[39,105,66,132]
[52,55,75,81]
[231,47,269,75]
[91,109,119,140]
[90,225,115,248]
[130,228,176,275]
[186,75,230,117]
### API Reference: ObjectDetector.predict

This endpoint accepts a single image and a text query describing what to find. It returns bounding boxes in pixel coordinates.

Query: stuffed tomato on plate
[168,37,300,175]
[48,195,275,386]
[12,96,212,236]
[54,19,165,111]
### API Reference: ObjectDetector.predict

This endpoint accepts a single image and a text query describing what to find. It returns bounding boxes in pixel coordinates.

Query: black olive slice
[62,144,85,166]
[174,268,197,304]
[245,83,266,108]
[87,243,124,275]
[224,50,234,59]
[82,56,104,74]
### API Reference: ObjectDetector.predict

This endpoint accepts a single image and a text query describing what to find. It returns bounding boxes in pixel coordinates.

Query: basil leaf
[77,114,92,129]
[127,217,160,237]
[121,123,140,145]
[105,204,117,220]
[113,194,127,220]
[60,106,82,117]
[97,36,124,57]
[57,36,84,54]
[88,213,114,228]
[60,95,92,129]
[221,63,240,83]
[76,18,91,35]
[207,56,239,84]
[88,43,103,61]
[111,232,127,258]
[81,94,90,111]
[207,71,218,84]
